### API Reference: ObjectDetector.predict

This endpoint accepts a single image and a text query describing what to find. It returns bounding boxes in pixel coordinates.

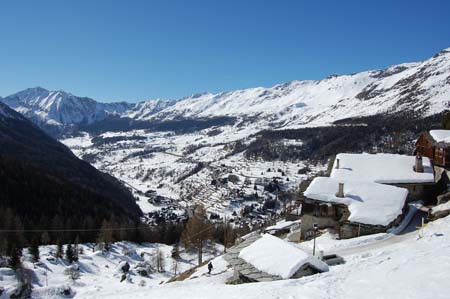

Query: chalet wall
[388,183,435,203]
[300,214,338,239]
[339,222,387,239]
[416,134,435,160]
[300,201,350,239]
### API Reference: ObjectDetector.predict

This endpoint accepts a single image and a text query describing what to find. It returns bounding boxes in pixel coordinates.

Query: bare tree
[152,247,165,273]
[171,259,178,277]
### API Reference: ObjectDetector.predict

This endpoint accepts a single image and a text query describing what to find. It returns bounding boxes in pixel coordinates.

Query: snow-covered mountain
[124,99,177,120]
[147,47,450,127]
[2,47,449,132]
[1,87,134,126]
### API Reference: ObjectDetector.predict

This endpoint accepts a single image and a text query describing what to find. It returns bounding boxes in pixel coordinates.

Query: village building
[415,130,450,202]
[330,153,435,202]
[300,153,436,239]
[263,219,300,237]
[416,130,450,169]
[223,233,328,283]
[301,177,408,239]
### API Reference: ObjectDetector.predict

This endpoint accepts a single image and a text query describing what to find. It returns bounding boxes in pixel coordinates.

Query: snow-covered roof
[331,153,434,184]
[264,220,300,232]
[238,234,328,279]
[304,177,408,226]
[430,130,450,143]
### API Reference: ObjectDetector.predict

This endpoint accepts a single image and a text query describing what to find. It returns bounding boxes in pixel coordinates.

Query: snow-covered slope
[124,99,176,120]
[148,47,450,128]
[86,215,450,298]
[6,214,448,299]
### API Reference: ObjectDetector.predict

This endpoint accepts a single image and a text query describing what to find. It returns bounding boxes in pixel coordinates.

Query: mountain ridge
[1,46,450,135]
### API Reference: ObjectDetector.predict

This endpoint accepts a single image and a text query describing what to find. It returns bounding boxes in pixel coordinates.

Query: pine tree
[28,236,40,262]
[56,240,63,258]
[65,244,75,263]
[443,111,450,129]
[40,231,51,245]
[73,235,80,262]
[9,246,22,270]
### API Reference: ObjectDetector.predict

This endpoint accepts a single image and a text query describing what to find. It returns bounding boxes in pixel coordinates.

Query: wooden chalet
[301,178,408,239]
[416,130,450,169]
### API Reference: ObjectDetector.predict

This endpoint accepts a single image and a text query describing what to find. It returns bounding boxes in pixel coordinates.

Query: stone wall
[339,222,387,239]
[300,214,338,239]
[291,264,319,278]
[389,183,436,203]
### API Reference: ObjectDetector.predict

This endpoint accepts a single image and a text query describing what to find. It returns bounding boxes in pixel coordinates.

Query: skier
[208,262,213,274]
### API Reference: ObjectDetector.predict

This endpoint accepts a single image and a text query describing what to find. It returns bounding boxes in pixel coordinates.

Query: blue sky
[0,0,449,102]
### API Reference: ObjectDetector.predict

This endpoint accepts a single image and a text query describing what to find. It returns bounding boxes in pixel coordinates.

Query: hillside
[2,210,450,299]
[0,102,142,244]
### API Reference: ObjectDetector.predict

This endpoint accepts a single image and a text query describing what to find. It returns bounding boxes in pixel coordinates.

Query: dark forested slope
[0,102,142,243]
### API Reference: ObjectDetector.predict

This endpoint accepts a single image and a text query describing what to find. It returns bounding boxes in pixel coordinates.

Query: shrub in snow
[118,261,130,273]
[64,265,80,281]
[136,268,148,277]
[46,256,57,264]
[134,261,153,277]
[139,280,146,287]
[228,174,240,183]
[60,286,73,296]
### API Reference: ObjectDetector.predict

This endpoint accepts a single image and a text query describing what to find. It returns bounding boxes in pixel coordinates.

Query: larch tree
[96,220,114,251]
[181,204,212,265]
[152,246,165,273]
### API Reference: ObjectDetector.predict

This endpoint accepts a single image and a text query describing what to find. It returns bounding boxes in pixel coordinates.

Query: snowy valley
[1,46,450,299]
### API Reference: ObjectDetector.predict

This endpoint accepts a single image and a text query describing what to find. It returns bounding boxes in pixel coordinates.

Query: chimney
[335,183,345,198]
[335,158,340,169]
[415,154,424,173]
